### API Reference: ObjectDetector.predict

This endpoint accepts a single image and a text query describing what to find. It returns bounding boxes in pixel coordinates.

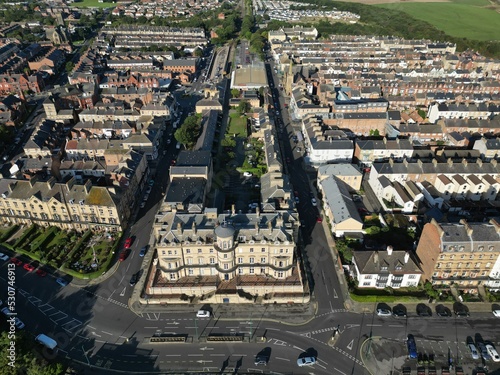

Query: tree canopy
[174,115,202,149]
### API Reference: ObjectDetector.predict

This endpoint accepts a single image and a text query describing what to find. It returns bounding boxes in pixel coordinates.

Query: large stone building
[144,209,307,304]
[415,219,500,292]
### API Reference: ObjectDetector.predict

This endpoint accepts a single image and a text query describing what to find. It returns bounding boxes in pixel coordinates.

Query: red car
[23,263,35,272]
[294,191,299,197]
[316,217,323,223]
[124,237,133,249]
[36,269,47,277]
[10,257,22,266]
[119,249,129,262]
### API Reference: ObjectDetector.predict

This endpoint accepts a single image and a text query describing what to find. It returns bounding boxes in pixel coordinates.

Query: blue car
[407,334,417,359]
[139,247,147,257]
[56,278,69,287]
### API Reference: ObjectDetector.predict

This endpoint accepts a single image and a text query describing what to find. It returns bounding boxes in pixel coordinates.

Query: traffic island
[360,337,408,375]
[328,329,341,347]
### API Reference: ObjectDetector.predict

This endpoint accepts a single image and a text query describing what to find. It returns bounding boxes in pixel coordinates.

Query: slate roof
[353,250,422,275]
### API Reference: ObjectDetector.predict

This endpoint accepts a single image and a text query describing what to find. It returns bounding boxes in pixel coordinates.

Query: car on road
[140,202,146,209]
[486,345,500,362]
[376,308,392,317]
[139,246,147,257]
[56,278,69,287]
[468,343,480,360]
[297,356,316,367]
[145,186,152,194]
[0,252,9,261]
[1,307,12,316]
[493,310,500,317]
[124,237,133,249]
[407,334,418,359]
[36,269,47,277]
[254,354,269,366]
[294,196,300,204]
[243,172,253,177]
[196,310,211,318]
[311,198,317,206]
[316,216,323,223]
[119,250,129,262]
[416,304,432,317]
[23,263,35,272]
[10,257,22,266]
[148,179,154,186]
[143,194,149,202]
[130,272,139,286]
[294,190,299,197]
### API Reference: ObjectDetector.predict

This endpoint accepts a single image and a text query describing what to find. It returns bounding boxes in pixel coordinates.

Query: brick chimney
[460,218,473,237]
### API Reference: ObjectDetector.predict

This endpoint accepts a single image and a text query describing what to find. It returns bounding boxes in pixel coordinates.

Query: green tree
[237,100,251,115]
[65,61,75,73]
[231,89,240,98]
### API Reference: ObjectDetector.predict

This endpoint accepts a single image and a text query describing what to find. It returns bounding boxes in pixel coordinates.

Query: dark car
[416,303,432,317]
[130,272,139,286]
[436,304,452,317]
[407,334,418,359]
[393,304,407,317]
[254,354,269,366]
[139,246,147,257]
[119,249,129,262]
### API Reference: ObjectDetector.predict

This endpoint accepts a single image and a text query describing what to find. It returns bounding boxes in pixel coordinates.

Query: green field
[72,0,116,8]
[377,0,500,41]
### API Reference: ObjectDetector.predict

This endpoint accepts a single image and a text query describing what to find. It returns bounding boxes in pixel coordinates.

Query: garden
[0,224,120,279]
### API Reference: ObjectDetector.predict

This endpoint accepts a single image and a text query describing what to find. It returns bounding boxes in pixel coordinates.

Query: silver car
[468,343,480,360]
[297,356,316,367]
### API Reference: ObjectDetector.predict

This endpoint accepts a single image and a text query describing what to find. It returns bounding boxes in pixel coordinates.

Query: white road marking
[334,367,347,375]
[347,339,354,350]
[318,363,327,369]
[88,325,96,329]
[276,357,290,362]
[188,354,203,357]
[210,354,225,357]
[333,288,338,298]
[366,324,381,327]
[101,331,113,335]
[144,327,159,329]
[166,355,181,357]
[120,287,126,297]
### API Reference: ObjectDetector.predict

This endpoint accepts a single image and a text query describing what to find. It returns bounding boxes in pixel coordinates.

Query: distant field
[375,0,500,41]
[72,0,115,8]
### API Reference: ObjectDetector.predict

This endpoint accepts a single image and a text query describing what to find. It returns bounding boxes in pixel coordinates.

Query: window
[363,282,371,286]
[210,258,215,264]
[162,251,166,255]
[280,249,283,253]
[250,248,254,252]
[486,262,491,268]
[249,267,254,274]
[260,267,266,274]
[168,250,172,255]
[249,258,254,264]
[365,275,372,279]
[223,254,227,259]
[188,269,194,275]
[187,258,193,265]
[261,248,266,252]
[186,249,191,254]
[223,264,228,270]
[475,262,481,268]
[261,257,266,263]
[238,268,244,274]
[408,275,416,279]
[277,272,284,278]
[457,262,462,268]
[170,273,176,280]
[238,257,243,264]
[198,249,202,253]
[466,263,471,268]
[198,258,204,265]
[436,263,442,269]
[433,272,439,277]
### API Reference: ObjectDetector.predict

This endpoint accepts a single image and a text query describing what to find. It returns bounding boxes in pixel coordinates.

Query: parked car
[477,342,491,361]
[124,237,133,249]
[311,198,317,206]
[243,172,253,177]
[486,345,500,362]
[119,250,129,262]
[146,186,152,194]
[376,308,392,317]
[139,247,147,257]
[297,356,316,367]
[316,217,323,223]
[493,310,500,317]
[392,304,407,317]
[143,194,149,202]
[10,257,22,266]
[23,263,35,272]
[129,272,139,286]
[36,269,47,277]
[254,353,269,366]
[14,317,25,329]
[56,278,69,287]
[407,334,418,359]
[196,310,211,318]
[468,343,480,360]
[1,307,13,316]
[0,252,9,261]
[140,202,146,209]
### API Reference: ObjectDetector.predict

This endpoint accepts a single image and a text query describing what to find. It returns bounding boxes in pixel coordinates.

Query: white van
[176,142,181,150]
[35,334,57,350]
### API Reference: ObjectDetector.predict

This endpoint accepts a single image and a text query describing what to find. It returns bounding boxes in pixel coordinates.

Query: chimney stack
[404,251,410,264]
[373,251,379,264]
[387,245,393,256]
[231,204,235,215]
[177,222,182,234]
[460,219,473,237]
[489,218,500,234]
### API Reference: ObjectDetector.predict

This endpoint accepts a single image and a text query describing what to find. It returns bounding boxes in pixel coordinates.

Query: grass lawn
[228,113,247,137]
[377,0,500,41]
[72,0,116,8]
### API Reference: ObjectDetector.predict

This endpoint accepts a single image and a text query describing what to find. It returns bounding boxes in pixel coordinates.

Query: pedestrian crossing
[18,288,83,334]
